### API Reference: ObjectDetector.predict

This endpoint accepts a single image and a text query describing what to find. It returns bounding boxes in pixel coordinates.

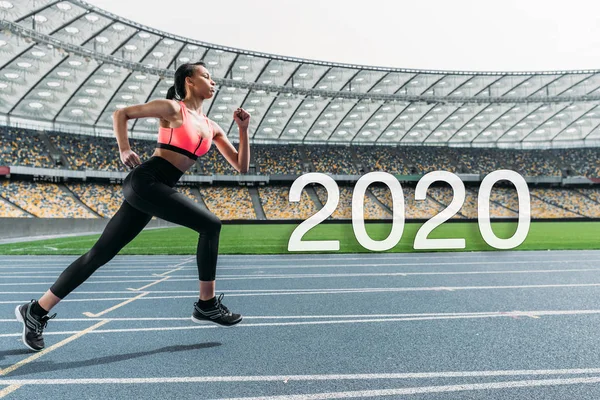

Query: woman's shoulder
[153,99,181,124]
[159,99,182,113]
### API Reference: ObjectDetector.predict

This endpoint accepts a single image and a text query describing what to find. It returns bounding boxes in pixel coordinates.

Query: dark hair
[166,61,206,100]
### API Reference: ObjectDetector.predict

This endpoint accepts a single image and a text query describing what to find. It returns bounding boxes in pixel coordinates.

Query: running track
[1,251,600,399]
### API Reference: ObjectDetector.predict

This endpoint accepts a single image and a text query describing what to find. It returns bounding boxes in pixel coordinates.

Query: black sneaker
[15,300,56,352]
[192,293,242,327]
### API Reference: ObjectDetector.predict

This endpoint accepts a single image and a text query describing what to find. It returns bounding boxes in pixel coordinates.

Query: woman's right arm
[113,99,180,167]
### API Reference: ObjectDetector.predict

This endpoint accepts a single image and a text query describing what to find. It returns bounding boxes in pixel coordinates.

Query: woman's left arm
[212,108,250,174]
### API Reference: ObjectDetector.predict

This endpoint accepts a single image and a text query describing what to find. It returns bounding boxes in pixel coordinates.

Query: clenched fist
[120,149,141,169]
[233,108,250,130]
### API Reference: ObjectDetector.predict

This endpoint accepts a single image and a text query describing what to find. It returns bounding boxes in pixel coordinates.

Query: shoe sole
[14,305,42,352]
[191,315,242,328]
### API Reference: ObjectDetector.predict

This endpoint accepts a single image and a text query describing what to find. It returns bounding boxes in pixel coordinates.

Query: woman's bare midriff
[152,148,196,173]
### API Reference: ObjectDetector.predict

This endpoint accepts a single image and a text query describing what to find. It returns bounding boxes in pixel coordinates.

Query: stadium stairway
[298,146,314,172]
[248,186,267,220]
[192,159,203,174]
[39,131,71,168]
[59,184,103,218]
[548,150,568,176]
[189,186,211,211]
[531,190,590,218]
[574,188,600,206]
[305,185,323,209]
[367,187,392,215]
[428,190,469,219]
[446,149,462,170]
[394,147,411,173]
[465,187,519,217]
[349,147,368,174]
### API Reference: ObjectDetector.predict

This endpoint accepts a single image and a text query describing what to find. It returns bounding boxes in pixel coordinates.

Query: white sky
[87,0,600,72]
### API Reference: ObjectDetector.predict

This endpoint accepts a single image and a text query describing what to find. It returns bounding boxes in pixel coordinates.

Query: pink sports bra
[157,101,213,160]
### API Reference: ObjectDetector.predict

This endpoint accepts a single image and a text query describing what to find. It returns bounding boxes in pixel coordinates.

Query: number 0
[352,172,405,251]
[478,170,530,249]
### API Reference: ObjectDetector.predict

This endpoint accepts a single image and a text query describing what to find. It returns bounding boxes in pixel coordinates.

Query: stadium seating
[508,150,562,177]
[0,127,54,168]
[0,126,599,221]
[314,185,391,220]
[370,185,444,219]
[399,146,459,175]
[198,186,256,219]
[305,146,359,175]
[48,132,122,171]
[554,148,600,177]
[0,179,599,219]
[66,182,124,218]
[258,186,318,219]
[255,145,304,175]
[354,146,405,174]
[0,197,31,218]
[578,188,600,203]
[0,180,97,218]
[531,188,600,218]
[1,127,599,179]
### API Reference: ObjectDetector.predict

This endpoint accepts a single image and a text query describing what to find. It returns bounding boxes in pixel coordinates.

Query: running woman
[15,61,250,351]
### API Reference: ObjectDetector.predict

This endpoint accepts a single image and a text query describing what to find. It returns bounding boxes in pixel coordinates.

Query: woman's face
[187,66,216,99]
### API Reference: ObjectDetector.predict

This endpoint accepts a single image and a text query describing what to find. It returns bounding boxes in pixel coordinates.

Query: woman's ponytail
[166,86,178,100]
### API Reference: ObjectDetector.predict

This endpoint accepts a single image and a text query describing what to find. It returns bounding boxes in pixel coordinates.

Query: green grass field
[0,221,598,255]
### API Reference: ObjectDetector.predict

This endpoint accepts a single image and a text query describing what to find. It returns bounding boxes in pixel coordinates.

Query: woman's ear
[185,75,195,89]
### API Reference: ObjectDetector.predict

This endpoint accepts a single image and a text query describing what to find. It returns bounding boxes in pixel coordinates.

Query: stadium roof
[1,0,599,149]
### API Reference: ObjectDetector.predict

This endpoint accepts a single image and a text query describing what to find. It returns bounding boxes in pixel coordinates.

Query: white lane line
[216,259,600,271]
[0,256,194,271]
[127,277,171,291]
[0,312,529,323]
[0,297,135,304]
[124,257,193,292]
[6,282,600,304]
[5,268,600,280]
[0,276,164,279]
[82,293,149,318]
[0,265,185,269]
[5,306,600,337]
[0,270,182,275]
[152,267,600,280]
[0,291,136,294]
[213,377,600,399]
[1,258,600,271]
[0,312,574,338]
[0,384,21,398]
[8,272,600,287]
[0,262,192,268]
[0,268,181,271]
[156,258,195,276]
[3,368,600,385]
[0,280,157,287]
[1,309,598,323]
[4,282,600,296]
[0,249,598,259]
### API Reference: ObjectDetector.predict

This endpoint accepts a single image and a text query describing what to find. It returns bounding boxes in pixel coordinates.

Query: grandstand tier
[1,127,599,178]
[1,179,599,220]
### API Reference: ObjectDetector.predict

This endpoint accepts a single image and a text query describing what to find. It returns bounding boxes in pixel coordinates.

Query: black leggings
[50,156,221,299]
